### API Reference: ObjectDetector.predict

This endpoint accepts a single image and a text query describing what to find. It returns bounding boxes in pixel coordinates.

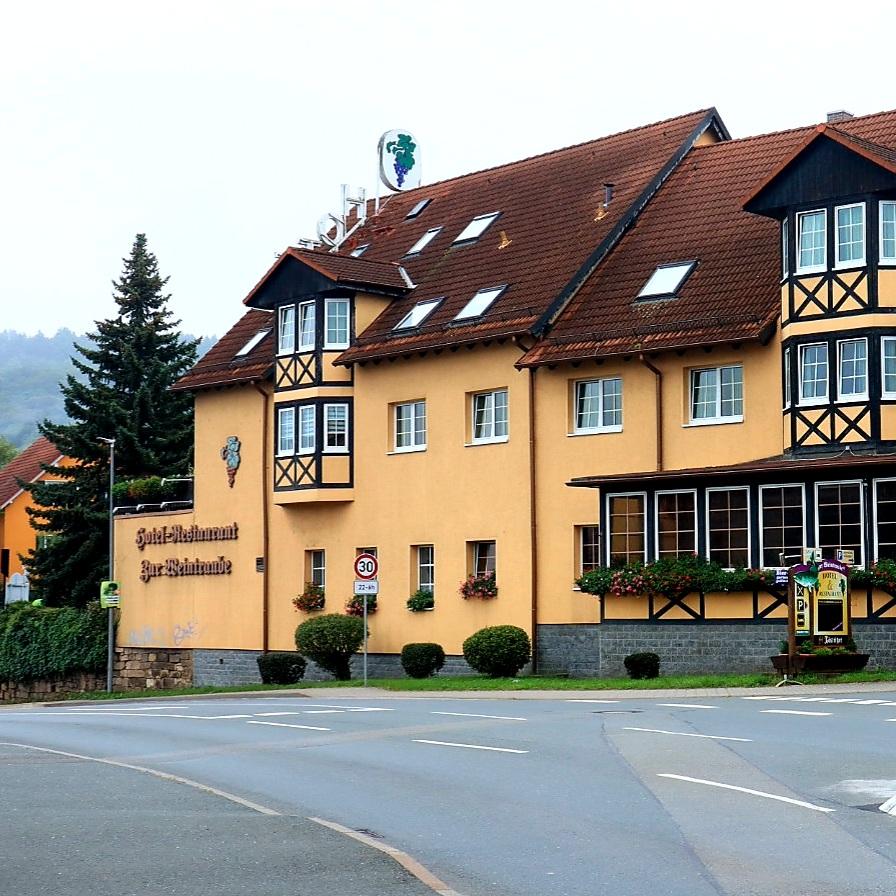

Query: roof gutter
[252,382,271,655]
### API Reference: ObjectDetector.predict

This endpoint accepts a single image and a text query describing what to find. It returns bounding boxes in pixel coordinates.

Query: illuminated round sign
[378,129,421,191]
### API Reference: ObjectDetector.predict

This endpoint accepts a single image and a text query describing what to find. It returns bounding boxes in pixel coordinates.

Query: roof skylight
[636,261,697,299]
[453,212,500,244]
[394,298,442,330]
[349,244,369,257]
[405,198,432,219]
[454,285,506,321]
[406,227,442,255]
[235,328,271,357]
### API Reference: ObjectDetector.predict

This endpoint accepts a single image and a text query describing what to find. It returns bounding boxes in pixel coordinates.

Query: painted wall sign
[140,556,233,583]
[135,523,239,550]
[378,130,421,191]
[221,436,241,487]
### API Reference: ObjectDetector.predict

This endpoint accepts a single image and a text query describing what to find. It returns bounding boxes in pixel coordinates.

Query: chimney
[826,110,854,123]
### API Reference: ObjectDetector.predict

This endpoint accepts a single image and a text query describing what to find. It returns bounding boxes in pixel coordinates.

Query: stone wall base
[0,671,105,702]
[114,646,194,691]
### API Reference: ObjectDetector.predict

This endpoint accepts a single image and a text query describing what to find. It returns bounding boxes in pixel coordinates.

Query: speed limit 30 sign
[354,552,379,580]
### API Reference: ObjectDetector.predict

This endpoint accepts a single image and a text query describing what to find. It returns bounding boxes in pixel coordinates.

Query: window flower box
[460,572,497,600]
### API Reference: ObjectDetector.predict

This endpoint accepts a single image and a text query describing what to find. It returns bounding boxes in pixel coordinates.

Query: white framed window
[706,487,750,569]
[472,540,496,577]
[394,400,426,452]
[349,244,369,257]
[655,490,697,558]
[278,305,295,355]
[323,403,349,453]
[406,198,431,220]
[799,342,828,405]
[406,227,442,255]
[417,544,435,593]
[781,217,789,279]
[688,365,743,424]
[815,480,864,566]
[307,549,325,588]
[299,301,316,351]
[606,492,647,567]
[471,389,508,444]
[277,406,295,456]
[235,328,271,358]
[577,525,601,575]
[453,212,500,244]
[298,404,315,454]
[454,285,506,321]
[573,377,622,433]
[796,209,826,273]
[837,338,868,400]
[880,201,896,263]
[783,346,792,409]
[883,337,896,398]
[835,203,865,268]
[874,479,896,561]
[324,298,350,349]
[636,261,696,299]
[394,298,442,330]
[759,484,805,567]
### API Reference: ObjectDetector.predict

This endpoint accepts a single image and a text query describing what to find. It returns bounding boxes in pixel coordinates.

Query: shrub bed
[462,625,530,677]
[623,651,661,680]
[400,643,445,678]
[257,652,306,684]
[295,614,364,680]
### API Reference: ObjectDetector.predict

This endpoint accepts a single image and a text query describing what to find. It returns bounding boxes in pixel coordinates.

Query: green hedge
[0,602,108,682]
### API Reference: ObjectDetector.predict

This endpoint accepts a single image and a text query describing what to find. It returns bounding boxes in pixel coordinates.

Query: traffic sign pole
[363,594,368,686]
[353,553,378,687]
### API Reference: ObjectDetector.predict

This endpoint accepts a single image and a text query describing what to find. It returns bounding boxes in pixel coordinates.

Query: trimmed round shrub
[257,651,306,685]
[623,651,660,680]
[295,613,365,680]
[462,625,531,677]
[401,642,445,678]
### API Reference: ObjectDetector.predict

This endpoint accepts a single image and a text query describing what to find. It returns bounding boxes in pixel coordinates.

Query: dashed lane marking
[246,721,331,732]
[254,712,304,717]
[564,699,620,704]
[624,727,752,742]
[656,703,717,710]
[431,712,527,721]
[760,709,832,717]
[658,774,835,813]
[413,740,528,754]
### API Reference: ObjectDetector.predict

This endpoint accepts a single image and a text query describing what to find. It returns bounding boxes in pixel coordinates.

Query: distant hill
[0,330,217,449]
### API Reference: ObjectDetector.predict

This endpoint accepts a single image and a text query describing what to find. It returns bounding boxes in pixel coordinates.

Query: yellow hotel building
[115,107,896,684]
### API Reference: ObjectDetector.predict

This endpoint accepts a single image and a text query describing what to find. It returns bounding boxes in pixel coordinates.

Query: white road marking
[413,740,528,754]
[253,712,303,717]
[246,721,331,731]
[624,727,752,742]
[760,709,832,717]
[302,710,346,714]
[431,712,527,721]
[880,796,896,816]
[65,704,192,711]
[656,703,717,710]
[658,773,834,813]
[564,699,620,703]
[834,779,896,800]
[9,712,253,720]
[295,704,393,712]
[852,700,889,705]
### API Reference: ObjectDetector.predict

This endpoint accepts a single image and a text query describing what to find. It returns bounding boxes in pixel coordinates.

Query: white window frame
[471,389,509,444]
[636,261,696,299]
[572,377,623,434]
[781,217,789,279]
[705,486,751,570]
[298,301,316,352]
[814,479,865,567]
[322,403,349,454]
[416,544,435,594]
[323,298,350,350]
[783,346,792,409]
[453,212,500,244]
[604,491,648,567]
[308,549,325,588]
[796,209,827,274]
[406,226,442,256]
[654,489,698,560]
[798,342,829,406]
[393,400,427,453]
[472,540,497,578]
[758,483,806,568]
[277,406,295,456]
[880,200,896,264]
[235,328,271,358]
[454,285,506,321]
[298,404,315,455]
[686,364,743,426]
[278,305,296,355]
[873,478,896,562]
[834,202,865,269]
[394,298,442,330]
[577,525,601,576]
[837,337,868,402]
[882,336,896,398]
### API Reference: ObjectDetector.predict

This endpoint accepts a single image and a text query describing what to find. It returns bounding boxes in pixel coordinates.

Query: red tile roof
[519,108,896,366]
[172,309,273,392]
[0,436,63,510]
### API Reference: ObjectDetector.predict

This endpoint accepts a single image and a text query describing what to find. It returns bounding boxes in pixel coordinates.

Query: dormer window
[797,209,826,273]
[406,227,442,255]
[636,261,696,299]
[454,285,506,321]
[394,298,442,330]
[349,244,369,258]
[235,329,271,358]
[406,198,431,219]
[835,203,865,268]
[453,212,500,244]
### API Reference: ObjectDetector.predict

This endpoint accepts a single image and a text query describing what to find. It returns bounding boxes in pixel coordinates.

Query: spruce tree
[24,235,198,607]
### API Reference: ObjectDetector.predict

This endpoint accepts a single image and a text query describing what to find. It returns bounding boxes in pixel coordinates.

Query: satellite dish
[378,129,421,191]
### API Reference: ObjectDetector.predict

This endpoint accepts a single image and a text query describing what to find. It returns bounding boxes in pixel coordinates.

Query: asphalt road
[1,686,895,896]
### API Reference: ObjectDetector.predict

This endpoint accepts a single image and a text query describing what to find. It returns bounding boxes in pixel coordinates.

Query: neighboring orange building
[0,437,64,580]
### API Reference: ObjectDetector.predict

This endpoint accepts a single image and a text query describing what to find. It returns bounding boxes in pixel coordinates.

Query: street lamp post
[99,437,116,692]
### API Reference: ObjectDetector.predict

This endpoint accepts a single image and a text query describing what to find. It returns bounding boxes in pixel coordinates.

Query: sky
[2,0,894,340]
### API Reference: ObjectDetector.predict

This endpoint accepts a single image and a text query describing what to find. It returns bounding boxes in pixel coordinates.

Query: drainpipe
[253,382,271,654]
[638,354,664,472]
